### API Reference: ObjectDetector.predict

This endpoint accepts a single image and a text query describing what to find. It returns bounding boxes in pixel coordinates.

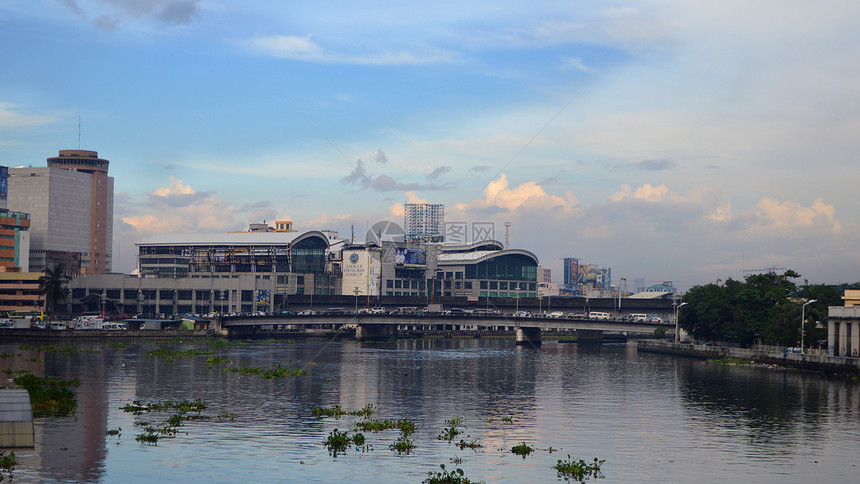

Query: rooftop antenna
[78,115,81,149]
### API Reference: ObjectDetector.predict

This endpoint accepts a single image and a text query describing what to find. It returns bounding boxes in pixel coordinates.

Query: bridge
[219,314,672,345]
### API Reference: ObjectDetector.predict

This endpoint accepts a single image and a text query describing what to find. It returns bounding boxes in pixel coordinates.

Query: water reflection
[2,339,859,483]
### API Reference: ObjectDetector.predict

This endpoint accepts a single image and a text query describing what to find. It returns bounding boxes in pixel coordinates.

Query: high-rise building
[404,203,444,242]
[8,150,113,275]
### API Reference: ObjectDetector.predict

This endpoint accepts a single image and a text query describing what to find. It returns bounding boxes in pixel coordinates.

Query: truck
[73,312,104,330]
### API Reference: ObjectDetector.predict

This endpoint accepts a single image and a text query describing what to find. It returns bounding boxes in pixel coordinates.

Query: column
[852,321,860,357]
[839,321,849,356]
[828,320,837,357]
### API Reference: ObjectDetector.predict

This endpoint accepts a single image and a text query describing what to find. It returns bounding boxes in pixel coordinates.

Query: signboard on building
[0,166,7,202]
[395,248,426,267]
[341,249,380,297]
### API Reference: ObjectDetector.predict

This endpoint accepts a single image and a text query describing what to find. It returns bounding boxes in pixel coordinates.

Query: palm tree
[39,264,69,317]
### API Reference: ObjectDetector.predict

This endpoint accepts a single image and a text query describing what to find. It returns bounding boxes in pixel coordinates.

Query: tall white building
[404,203,444,242]
[8,150,113,275]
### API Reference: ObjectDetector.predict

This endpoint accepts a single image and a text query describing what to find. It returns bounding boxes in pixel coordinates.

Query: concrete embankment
[0,329,217,342]
[638,340,860,376]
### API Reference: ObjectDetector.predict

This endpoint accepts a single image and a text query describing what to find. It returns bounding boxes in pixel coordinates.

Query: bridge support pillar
[356,324,394,341]
[577,329,603,342]
[515,327,542,346]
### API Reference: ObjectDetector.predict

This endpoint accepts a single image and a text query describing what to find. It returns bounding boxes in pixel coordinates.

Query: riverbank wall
[0,329,218,342]
[638,340,860,376]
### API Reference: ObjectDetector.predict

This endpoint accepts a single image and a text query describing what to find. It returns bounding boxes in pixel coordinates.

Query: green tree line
[679,270,859,347]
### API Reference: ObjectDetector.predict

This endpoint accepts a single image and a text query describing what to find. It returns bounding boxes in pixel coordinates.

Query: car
[548,311,565,319]
[625,313,649,322]
[588,312,611,320]
[648,317,664,324]
[513,311,532,318]
[298,310,315,316]
[370,307,387,314]
[567,312,588,319]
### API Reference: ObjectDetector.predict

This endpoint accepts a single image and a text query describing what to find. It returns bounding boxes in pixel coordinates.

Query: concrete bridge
[220,314,671,345]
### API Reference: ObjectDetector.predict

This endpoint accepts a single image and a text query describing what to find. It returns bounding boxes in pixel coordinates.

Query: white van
[588,312,611,320]
[625,313,648,322]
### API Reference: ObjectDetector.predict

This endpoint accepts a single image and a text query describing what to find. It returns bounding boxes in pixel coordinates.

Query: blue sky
[2,0,859,289]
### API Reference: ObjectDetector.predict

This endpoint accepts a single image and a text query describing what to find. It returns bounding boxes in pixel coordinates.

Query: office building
[8,150,113,275]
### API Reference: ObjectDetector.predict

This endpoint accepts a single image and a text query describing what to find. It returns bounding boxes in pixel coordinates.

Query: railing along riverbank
[638,340,860,376]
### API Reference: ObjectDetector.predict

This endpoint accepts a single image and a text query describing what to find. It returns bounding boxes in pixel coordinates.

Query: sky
[1,0,859,290]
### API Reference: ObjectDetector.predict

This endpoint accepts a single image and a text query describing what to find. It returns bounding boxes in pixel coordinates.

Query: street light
[674,302,687,344]
[801,299,818,354]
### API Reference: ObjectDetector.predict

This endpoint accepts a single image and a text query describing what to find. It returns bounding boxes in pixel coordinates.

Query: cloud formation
[246,34,453,65]
[60,0,202,30]
[341,160,456,192]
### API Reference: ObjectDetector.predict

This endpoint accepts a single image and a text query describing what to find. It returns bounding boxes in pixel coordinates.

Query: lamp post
[801,299,817,354]
[674,302,687,343]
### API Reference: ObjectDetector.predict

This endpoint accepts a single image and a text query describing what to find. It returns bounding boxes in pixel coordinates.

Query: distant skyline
[2,1,859,290]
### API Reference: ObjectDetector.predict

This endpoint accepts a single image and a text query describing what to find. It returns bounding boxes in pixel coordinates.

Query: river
[2,337,859,483]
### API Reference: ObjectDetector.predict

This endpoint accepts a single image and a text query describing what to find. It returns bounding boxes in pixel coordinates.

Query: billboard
[0,166,7,200]
[395,248,426,267]
[341,249,381,296]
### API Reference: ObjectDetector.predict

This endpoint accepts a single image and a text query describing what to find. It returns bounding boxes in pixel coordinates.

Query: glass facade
[465,254,537,281]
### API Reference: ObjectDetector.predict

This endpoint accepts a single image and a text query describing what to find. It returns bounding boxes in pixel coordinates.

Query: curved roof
[438,248,539,266]
[439,240,505,253]
[136,230,331,248]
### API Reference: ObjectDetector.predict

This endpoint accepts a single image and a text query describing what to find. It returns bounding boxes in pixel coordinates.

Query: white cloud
[0,103,58,129]
[245,34,453,65]
[747,198,841,234]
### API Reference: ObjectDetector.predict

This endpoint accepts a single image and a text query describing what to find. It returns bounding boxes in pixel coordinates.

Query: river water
[2,337,859,483]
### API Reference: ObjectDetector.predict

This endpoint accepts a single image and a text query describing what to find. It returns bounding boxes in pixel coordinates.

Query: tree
[38,264,69,317]
[680,270,801,346]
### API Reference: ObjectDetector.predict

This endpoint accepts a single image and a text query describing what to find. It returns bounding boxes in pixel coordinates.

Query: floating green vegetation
[106,427,121,436]
[145,348,213,361]
[356,417,414,434]
[123,399,206,444]
[19,344,99,354]
[135,432,159,445]
[13,373,80,417]
[390,434,414,454]
[0,352,14,358]
[207,338,229,349]
[220,364,308,378]
[437,417,463,442]
[323,428,367,456]
[423,464,484,484]
[313,404,374,419]
[206,357,230,367]
[511,442,534,458]
[455,439,482,450]
[0,450,17,482]
[216,413,236,421]
[502,416,513,423]
[122,399,206,414]
[554,455,605,482]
